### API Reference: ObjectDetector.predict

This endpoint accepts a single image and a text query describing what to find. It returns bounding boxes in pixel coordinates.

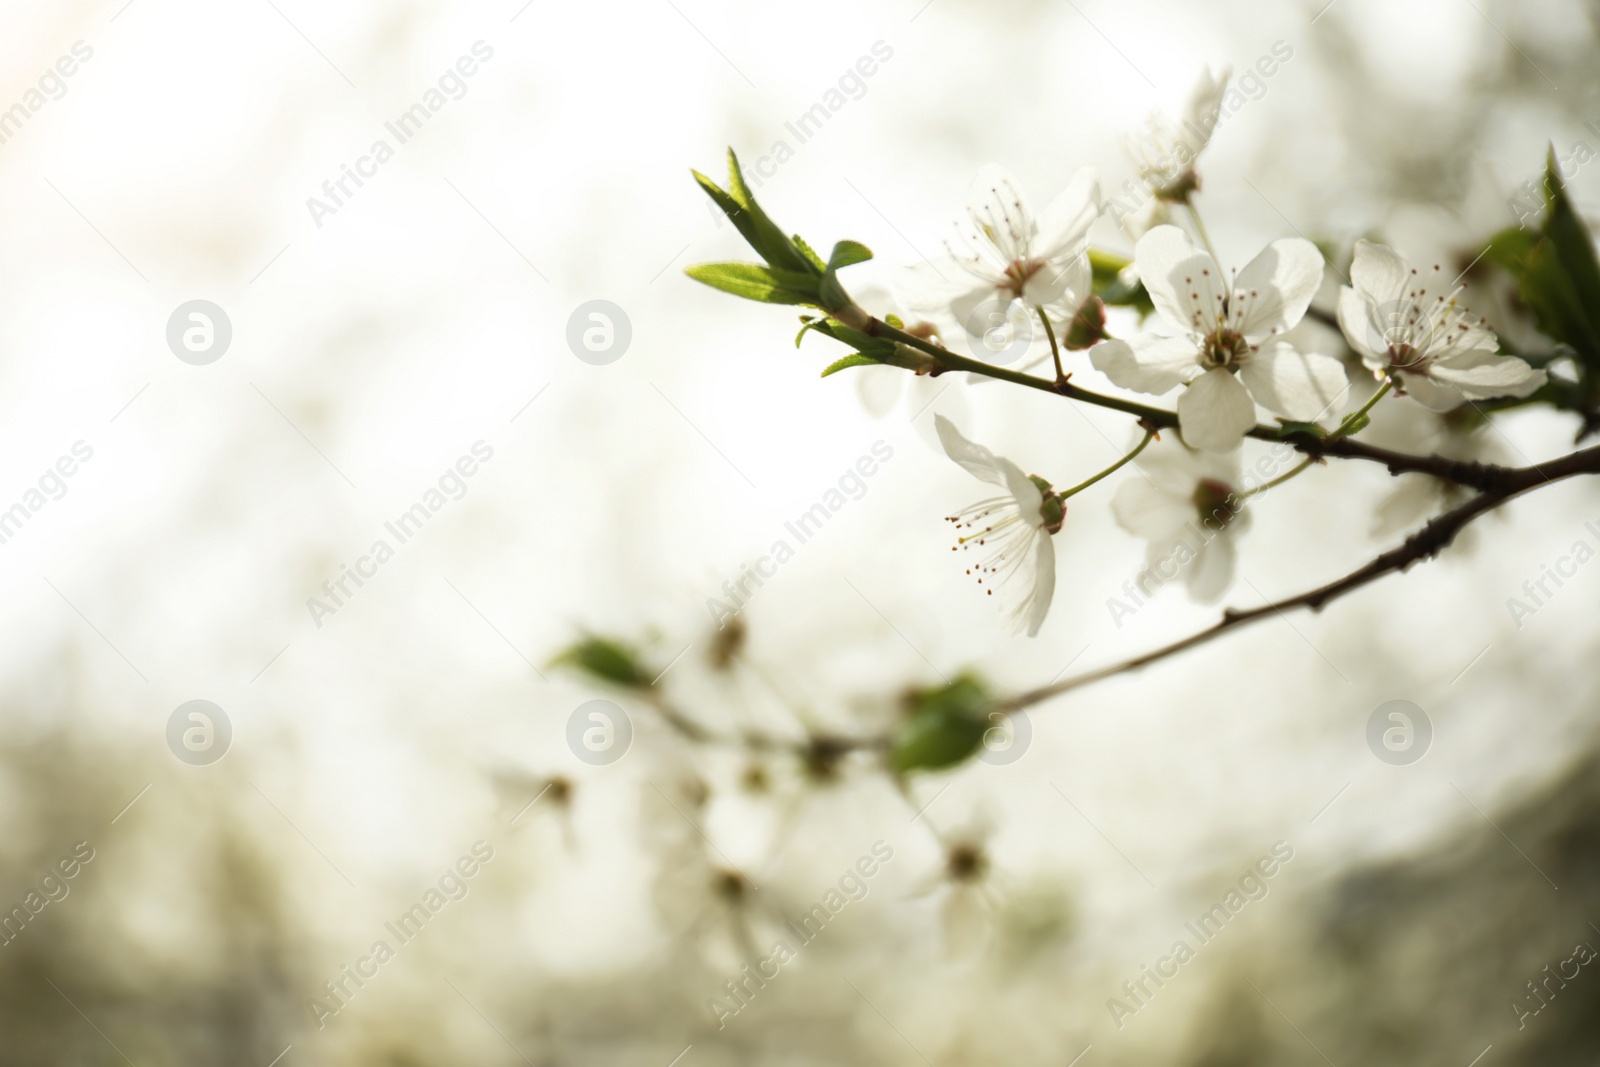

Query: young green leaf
[795,317,828,347]
[1089,248,1154,316]
[685,262,821,305]
[820,353,884,377]
[890,673,993,774]
[552,636,652,689]
[721,149,815,275]
[1275,420,1328,440]
[1516,148,1600,371]
[792,234,827,272]
[692,170,767,264]
[827,240,874,271]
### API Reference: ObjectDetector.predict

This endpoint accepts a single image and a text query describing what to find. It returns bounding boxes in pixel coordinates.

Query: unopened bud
[1064,296,1108,350]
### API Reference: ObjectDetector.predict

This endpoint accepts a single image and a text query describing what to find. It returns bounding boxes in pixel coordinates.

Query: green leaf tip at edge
[820,353,884,377]
[793,234,827,272]
[688,149,814,276]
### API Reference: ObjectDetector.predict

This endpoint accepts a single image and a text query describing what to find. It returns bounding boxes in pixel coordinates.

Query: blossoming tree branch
[556,71,1600,782]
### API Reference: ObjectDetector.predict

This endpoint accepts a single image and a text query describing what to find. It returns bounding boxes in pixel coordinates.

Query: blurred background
[2,0,1599,1062]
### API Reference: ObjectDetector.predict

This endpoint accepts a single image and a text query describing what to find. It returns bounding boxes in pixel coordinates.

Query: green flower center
[1202,327,1251,370]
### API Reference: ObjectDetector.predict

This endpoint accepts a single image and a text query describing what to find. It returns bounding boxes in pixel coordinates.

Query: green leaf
[692,170,768,267]
[1518,239,1600,360]
[723,150,814,275]
[820,353,884,377]
[890,673,993,774]
[1089,247,1154,316]
[552,636,652,689]
[685,262,820,305]
[1275,420,1328,440]
[1338,413,1371,437]
[822,320,894,357]
[1515,148,1600,371]
[818,267,853,316]
[827,240,874,270]
[1478,225,1539,274]
[795,317,827,348]
[792,234,827,272]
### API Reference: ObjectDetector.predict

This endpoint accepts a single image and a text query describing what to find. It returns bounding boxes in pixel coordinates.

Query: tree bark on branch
[1001,442,1600,712]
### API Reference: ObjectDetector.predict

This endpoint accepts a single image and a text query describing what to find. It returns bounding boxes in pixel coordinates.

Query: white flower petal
[1429,351,1547,402]
[1239,344,1349,422]
[1136,225,1222,333]
[1185,530,1237,604]
[900,258,994,332]
[966,164,1036,265]
[1166,253,1230,334]
[1178,368,1257,452]
[950,284,1012,345]
[1026,250,1090,312]
[996,457,1045,521]
[1035,167,1100,263]
[1337,285,1386,365]
[1091,333,1201,395]
[1018,530,1056,637]
[1111,477,1193,543]
[1231,238,1325,341]
[935,414,1009,486]
[941,887,990,956]
[1350,239,1411,309]
[1428,327,1502,365]
[1136,436,1243,490]
[1183,66,1232,146]
[1395,372,1467,412]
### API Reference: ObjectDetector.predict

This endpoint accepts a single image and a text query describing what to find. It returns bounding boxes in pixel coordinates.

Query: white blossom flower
[936,415,1061,637]
[1336,240,1547,411]
[1091,225,1347,452]
[909,804,1004,958]
[901,164,1100,365]
[1111,440,1250,603]
[1122,66,1231,218]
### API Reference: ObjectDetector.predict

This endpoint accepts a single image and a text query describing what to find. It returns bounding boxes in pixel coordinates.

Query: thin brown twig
[999,442,1600,712]
[864,314,1544,490]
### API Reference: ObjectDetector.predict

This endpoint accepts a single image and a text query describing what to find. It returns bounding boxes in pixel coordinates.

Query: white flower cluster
[897,71,1546,638]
